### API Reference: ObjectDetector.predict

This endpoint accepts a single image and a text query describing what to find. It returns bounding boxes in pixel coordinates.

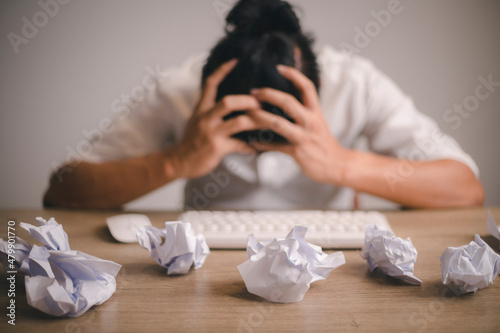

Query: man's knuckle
[282,96,296,110]
[231,116,245,128]
[206,136,218,149]
[304,79,315,91]
[220,96,232,109]
[197,115,210,129]
[271,117,284,130]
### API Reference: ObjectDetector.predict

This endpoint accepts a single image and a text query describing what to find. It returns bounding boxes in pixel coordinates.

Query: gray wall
[1,0,499,210]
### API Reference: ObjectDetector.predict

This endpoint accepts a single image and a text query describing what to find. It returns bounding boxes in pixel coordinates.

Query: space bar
[201,232,364,249]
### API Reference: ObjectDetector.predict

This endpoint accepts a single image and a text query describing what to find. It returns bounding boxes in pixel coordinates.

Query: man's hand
[166,59,268,179]
[249,65,484,208]
[249,65,349,185]
[44,60,273,210]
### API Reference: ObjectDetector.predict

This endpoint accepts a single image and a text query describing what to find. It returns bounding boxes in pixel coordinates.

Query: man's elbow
[453,172,485,208]
[450,162,485,207]
[42,183,80,209]
[42,165,121,210]
[42,172,67,208]
[466,179,485,207]
[42,188,56,208]
[43,187,122,210]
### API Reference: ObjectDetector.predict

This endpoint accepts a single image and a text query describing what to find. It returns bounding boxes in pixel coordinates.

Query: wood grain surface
[1,208,499,333]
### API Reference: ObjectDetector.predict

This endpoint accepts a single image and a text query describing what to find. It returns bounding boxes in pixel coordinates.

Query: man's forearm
[43,151,176,209]
[338,150,484,208]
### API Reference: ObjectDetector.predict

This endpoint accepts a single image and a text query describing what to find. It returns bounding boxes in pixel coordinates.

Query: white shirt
[83,46,479,210]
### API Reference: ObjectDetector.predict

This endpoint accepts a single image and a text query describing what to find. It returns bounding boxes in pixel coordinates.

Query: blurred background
[1,0,499,210]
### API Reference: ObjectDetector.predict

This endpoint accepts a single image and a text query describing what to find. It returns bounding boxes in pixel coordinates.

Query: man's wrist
[331,148,358,188]
[162,148,182,181]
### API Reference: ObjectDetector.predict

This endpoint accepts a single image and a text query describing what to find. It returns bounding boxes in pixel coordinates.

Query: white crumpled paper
[0,236,31,271]
[362,224,422,285]
[486,210,500,246]
[136,221,210,275]
[440,234,500,295]
[0,217,121,317]
[237,226,346,303]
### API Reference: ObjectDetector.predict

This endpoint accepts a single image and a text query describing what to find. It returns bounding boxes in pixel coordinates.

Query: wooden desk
[1,208,499,333]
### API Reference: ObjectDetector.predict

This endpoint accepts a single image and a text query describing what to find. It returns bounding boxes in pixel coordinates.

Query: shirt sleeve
[81,55,203,163]
[361,61,480,178]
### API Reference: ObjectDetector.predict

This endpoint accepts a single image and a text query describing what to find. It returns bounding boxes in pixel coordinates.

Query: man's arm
[44,59,273,209]
[340,152,484,208]
[249,65,484,208]
[43,151,174,209]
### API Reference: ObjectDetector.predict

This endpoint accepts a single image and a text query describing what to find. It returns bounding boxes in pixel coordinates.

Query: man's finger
[245,109,303,144]
[216,113,268,137]
[208,95,261,127]
[250,88,307,127]
[277,65,320,110]
[224,139,259,157]
[197,59,238,113]
[249,141,294,155]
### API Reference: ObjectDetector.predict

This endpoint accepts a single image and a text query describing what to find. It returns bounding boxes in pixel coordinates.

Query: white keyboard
[178,210,392,249]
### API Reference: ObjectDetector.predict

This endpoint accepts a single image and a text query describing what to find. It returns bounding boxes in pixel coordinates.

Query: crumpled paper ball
[362,224,422,285]
[20,217,70,251]
[440,234,500,294]
[0,217,121,317]
[0,236,31,271]
[237,226,345,303]
[136,221,210,275]
[24,245,121,317]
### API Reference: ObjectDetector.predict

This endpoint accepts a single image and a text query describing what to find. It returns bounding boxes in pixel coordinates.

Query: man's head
[202,0,319,143]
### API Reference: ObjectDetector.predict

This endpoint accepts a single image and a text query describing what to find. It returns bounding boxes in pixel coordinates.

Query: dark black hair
[202,0,319,143]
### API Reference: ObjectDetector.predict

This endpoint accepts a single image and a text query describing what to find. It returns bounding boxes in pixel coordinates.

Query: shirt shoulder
[81,53,207,163]
[316,45,383,145]
[157,53,206,112]
[317,45,377,84]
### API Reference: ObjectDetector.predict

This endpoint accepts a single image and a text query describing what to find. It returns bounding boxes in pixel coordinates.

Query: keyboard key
[178,210,392,249]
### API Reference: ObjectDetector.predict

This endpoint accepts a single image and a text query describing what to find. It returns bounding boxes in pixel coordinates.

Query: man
[43,0,483,210]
